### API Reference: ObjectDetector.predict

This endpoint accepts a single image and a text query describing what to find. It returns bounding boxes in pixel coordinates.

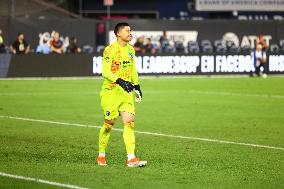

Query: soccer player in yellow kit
[97,23,147,167]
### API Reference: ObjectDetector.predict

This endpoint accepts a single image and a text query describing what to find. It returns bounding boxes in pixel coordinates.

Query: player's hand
[116,78,134,93]
[134,84,142,103]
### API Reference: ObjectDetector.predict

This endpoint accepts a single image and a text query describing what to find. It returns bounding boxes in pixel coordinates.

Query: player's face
[118,26,132,42]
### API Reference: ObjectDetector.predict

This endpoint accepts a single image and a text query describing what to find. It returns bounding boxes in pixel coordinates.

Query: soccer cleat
[97,156,107,166]
[127,158,147,167]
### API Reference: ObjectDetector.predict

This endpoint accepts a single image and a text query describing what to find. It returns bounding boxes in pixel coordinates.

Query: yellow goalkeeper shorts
[100,88,135,120]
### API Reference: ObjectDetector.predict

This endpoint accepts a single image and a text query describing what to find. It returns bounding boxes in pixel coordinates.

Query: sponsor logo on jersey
[123,60,130,67]
[128,52,133,59]
[106,111,110,116]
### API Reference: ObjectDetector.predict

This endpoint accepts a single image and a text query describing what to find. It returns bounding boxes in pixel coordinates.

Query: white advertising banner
[93,55,263,74]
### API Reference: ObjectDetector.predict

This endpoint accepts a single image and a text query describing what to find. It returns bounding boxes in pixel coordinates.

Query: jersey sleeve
[102,46,118,82]
[131,50,139,85]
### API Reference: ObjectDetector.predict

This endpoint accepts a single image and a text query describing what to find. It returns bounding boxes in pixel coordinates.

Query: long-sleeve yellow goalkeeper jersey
[101,41,139,91]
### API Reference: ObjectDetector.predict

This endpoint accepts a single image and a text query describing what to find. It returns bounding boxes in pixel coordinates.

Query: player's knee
[104,120,115,132]
[105,119,115,125]
[104,122,113,133]
[122,116,135,124]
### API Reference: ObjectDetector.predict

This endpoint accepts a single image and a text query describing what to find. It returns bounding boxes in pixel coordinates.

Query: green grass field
[0,76,284,189]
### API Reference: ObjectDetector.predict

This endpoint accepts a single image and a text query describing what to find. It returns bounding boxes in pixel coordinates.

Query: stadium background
[0,1,284,189]
[0,0,284,77]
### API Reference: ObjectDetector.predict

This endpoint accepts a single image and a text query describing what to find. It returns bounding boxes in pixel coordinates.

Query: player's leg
[97,90,121,166]
[99,119,116,153]
[120,112,135,157]
[120,110,147,167]
[97,119,116,165]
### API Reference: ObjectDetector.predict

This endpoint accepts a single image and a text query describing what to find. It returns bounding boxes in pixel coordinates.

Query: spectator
[251,43,267,78]
[66,36,81,53]
[159,31,169,46]
[11,33,30,54]
[159,31,173,53]
[50,31,64,54]
[36,39,50,54]
[134,37,144,53]
[142,38,156,54]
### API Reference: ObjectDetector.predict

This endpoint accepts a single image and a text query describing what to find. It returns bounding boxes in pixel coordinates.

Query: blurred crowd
[132,32,284,55]
[0,30,81,55]
[0,29,281,57]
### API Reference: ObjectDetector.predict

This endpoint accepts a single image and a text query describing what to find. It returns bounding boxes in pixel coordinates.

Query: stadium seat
[82,45,94,54]
[270,44,280,53]
[201,40,211,47]
[216,45,227,53]
[188,41,198,47]
[201,45,213,53]
[200,40,213,53]
[161,41,174,53]
[188,46,200,53]
[228,43,240,53]
[96,45,105,53]
[174,41,185,53]
[214,40,223,48]
[213,40,226,53]
[231,45,240,53]
[241,45,251,53]
[187,41,200,53]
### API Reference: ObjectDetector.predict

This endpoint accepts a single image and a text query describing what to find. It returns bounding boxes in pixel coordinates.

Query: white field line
[0,115,283,151]
[0,172,89,189]
[0,92,98,96]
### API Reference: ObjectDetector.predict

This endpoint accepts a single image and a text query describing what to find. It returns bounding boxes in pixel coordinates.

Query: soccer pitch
[0,76,283,189]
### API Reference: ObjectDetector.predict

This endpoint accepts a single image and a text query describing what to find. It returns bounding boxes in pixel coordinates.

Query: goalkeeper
[97,22,147,167]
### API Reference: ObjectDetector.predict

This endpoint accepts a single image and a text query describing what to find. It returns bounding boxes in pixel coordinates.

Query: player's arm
[102,46,133,92]
[102,46,118,82]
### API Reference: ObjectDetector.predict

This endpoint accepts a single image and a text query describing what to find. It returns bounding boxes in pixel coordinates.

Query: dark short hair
[17,32,24,37]
[114,22,130,36]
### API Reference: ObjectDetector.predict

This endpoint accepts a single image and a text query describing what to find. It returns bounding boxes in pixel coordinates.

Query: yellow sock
[123,122,135,154]
[98,122,113,153]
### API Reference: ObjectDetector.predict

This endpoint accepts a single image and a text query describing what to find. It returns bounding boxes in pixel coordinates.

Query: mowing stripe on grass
[0,115,283,151]
[1,90,283,99]
[0,172,89,189]
[183,90,284,99]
